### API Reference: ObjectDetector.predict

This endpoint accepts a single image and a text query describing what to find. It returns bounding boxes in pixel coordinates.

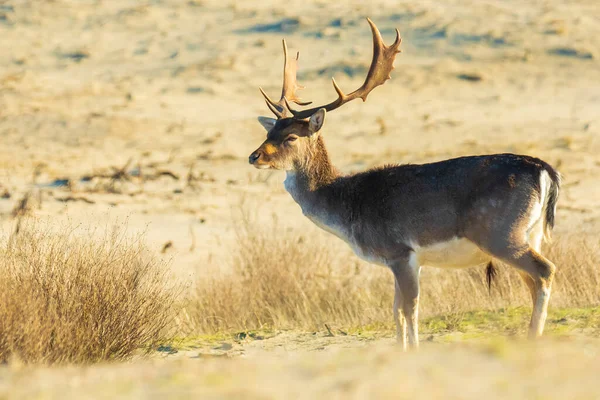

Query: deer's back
[318,153,556,264]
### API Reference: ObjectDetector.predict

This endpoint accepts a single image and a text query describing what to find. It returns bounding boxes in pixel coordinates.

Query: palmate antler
[260,18,402,120]
[259,40,312,119]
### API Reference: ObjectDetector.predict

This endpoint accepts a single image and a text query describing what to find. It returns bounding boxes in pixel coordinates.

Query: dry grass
[0,219,179,364]
[189,211,390,333]
[190,210,600,334]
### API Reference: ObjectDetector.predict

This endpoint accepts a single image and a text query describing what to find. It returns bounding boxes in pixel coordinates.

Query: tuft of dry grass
[0,220,179,364]
[188,210,391,333]
[190,210,600,334]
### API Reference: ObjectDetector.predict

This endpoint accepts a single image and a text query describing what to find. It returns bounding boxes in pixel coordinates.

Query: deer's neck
[284,136,343,221]
[287,135,338,190]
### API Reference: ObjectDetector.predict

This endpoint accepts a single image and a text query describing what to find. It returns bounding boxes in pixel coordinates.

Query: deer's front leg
[390,253,421,350]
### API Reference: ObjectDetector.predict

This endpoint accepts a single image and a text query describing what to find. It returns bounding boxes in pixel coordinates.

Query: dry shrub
[191,210,600,333]
[0,220,179,364]
[190,211,392,333]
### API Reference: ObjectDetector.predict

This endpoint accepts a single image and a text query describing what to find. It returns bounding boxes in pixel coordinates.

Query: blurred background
[0,0,598,281]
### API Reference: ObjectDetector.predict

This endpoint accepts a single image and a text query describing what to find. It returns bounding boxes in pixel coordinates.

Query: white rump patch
[527,170,552,248]
[528,170,548,229]
[527,171,552,239]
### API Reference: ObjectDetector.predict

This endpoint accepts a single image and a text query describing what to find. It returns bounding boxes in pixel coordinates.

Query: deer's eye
[285,135,298,143]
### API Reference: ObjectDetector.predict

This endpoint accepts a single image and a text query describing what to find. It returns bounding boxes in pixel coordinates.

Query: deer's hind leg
[519,215,556,337]
[465,175,557,338]
[501,247,555,338]
[473,224,555,338]
[517,216,545,305]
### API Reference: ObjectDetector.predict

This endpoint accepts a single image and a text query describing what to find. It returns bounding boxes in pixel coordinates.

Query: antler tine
[260,39,311,119]
[287,18,402,120]
[260,87,285,116]
[264,99,284,119]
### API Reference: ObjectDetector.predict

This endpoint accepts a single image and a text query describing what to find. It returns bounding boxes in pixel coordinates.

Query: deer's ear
[258,116,276,132]
[308,109,326,135]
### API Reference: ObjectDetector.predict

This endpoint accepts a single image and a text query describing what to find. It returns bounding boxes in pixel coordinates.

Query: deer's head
[249,18,401,171]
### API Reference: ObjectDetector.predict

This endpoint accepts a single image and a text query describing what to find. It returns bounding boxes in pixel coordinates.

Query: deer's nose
[249,151,261,164]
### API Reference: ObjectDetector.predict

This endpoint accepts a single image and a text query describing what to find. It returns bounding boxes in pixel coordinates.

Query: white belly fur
[305,211,489,268]
[413,237,491,268]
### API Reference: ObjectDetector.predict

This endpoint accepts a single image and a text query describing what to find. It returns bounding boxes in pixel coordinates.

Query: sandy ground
[2,335,600,399]
[0,0,599,397]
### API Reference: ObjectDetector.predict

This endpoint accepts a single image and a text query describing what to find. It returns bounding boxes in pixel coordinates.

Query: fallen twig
[55,196,96,205]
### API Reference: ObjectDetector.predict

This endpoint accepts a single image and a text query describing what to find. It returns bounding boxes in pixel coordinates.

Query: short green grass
[172,306,600,351]
[423,306,600,336]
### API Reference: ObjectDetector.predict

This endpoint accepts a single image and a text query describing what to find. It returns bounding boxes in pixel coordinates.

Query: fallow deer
[249,18,560,350]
